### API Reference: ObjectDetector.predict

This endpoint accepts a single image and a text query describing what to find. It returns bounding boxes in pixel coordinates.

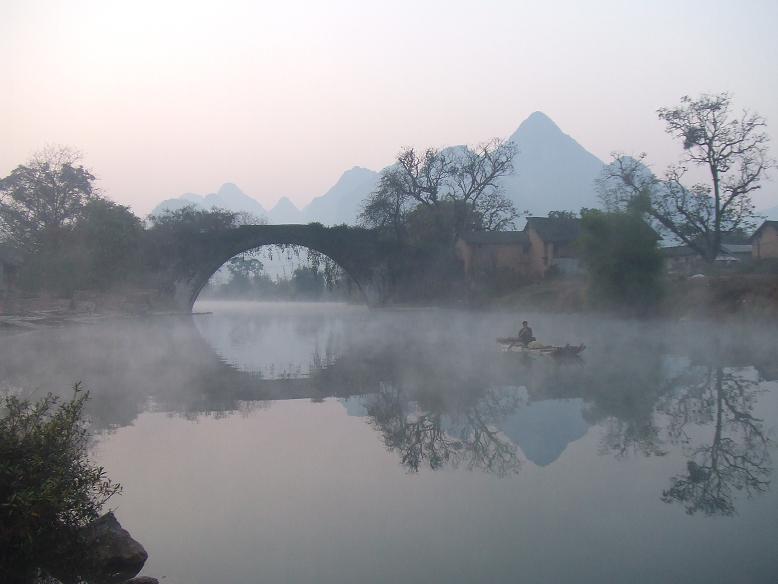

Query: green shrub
[579,209,664,313]
[0,385,121,583]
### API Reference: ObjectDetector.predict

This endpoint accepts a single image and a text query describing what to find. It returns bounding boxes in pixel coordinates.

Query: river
[2,301,777,583]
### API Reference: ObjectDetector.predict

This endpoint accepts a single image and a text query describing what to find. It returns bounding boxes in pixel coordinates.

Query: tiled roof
[459,231,529,245]
[661,245,697,258]
[750,220,778,241]
[718,233,751,245]
[720,243,752,254]
[662,242,752,257]
[525,217,581,243]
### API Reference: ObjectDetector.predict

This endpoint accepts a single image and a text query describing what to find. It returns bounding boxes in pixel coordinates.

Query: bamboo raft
[496,338,586,358]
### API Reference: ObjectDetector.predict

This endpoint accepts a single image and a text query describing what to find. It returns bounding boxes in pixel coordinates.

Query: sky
[3,0,778,215]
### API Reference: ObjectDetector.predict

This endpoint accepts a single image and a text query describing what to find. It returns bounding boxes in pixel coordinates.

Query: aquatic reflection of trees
[1,313,774,514]
[365,384,523,476]
[534,346,669,459]
[660,366,771,516]
[600,416,666,459]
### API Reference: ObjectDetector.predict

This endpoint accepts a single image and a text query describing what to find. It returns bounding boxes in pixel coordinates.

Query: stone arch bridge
[152,224,395,311]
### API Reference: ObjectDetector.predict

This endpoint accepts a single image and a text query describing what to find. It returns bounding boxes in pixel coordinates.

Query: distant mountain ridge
[503,111,604,215]
[152,182,267,219]
[303,166,379,225]
[150,112,606,224]
[268,196,305,224]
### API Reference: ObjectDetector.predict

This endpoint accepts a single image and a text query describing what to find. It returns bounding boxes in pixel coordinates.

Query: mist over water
[1,302,777,583]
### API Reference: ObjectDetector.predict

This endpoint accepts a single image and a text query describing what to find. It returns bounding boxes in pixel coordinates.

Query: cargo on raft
[496,338,586,357]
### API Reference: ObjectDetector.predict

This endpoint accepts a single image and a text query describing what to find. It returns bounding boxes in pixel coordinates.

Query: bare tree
[359,139,519,238]
[450,139,515,203]
[396,147,452,207]
[476,189,520,231]
[597,153,656,212]
[358,168,413,240]
[599,154,720,257]
[598,93,773,261]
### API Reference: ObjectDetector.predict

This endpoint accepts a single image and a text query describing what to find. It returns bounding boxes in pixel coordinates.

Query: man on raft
[517,320,536,347]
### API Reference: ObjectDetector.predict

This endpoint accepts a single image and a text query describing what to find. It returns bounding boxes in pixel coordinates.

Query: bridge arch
[193,243,364,306]
[163,224,392,311]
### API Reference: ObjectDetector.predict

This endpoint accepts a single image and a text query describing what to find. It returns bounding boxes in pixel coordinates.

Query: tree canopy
[0,147,98,252]
[578,209,663,311]
[0,147,147,293]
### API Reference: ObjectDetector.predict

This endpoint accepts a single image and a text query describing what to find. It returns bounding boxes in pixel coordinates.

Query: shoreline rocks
[80,512,148,583]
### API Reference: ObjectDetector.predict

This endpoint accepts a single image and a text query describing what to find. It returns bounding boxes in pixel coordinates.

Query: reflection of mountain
[345,390,590,468]
[499,398,589,466]
[1,308,773,511]
[339,396,370,417]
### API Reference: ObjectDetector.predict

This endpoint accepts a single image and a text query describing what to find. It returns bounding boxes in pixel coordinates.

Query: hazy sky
[3,0,778,215]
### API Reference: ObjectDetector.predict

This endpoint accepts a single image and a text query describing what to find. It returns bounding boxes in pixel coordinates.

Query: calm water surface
[2,301,777,583]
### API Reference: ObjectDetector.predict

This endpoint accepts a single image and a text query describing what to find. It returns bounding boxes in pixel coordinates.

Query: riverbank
[0,284,209,333]
[492,273,778,320]
[6,272,778,327]
[0,296,204,334]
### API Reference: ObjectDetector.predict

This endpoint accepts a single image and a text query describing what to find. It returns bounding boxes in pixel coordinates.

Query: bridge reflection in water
[0,308,774,517]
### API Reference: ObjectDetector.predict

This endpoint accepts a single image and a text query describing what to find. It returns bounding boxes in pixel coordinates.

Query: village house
[455,231,532,281]
[524,216,582,277]
[455,216,583,284]
[661,245,699,275]
[662,234,753,275]
[751,220,778,260]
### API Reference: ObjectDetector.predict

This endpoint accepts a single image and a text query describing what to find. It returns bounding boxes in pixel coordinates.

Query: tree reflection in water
[358,345,773,516]
[660,366,771,516]
[0,313,774,516]
[364,384,523,476]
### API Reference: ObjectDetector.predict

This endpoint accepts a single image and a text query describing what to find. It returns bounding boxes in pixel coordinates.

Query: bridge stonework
[154,224,393,310]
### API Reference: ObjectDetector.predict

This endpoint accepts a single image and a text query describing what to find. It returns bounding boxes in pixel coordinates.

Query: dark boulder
[123,577,159,584]
[80,512,148,583]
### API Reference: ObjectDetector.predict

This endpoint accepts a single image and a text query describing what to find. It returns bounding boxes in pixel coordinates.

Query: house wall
[554,241,578,259]
[474,243,529,274]
[455,239,474,276]
[456,240,532,279]
[526,227,549,278]
[458,224,583,285]
[753,225,778,260]
[665,254,702,275]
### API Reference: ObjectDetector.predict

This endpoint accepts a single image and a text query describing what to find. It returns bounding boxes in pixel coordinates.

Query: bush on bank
[0,385,121,583]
